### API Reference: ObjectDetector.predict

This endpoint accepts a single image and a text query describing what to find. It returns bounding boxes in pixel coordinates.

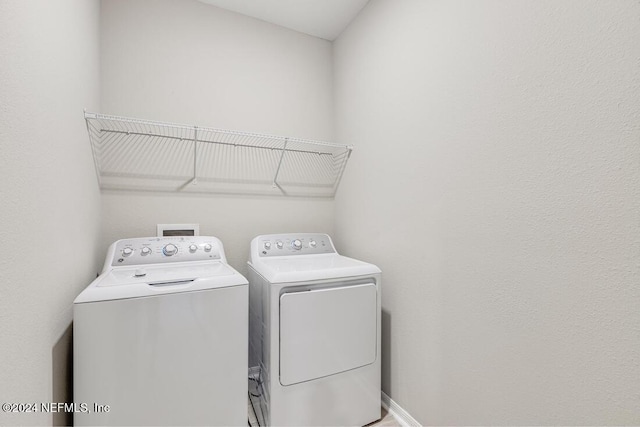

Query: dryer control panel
[255,233,336,257]
[107,236,223,269]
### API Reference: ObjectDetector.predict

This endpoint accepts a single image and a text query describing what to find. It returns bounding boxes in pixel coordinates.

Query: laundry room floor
[365,408,402,426]
[247,403,401,426]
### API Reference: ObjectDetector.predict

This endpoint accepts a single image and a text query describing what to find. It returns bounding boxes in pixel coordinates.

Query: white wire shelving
[84,112,352,198]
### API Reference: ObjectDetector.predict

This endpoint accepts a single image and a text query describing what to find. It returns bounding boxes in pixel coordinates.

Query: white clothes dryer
[74,236,248,426]
[247,233,381,426]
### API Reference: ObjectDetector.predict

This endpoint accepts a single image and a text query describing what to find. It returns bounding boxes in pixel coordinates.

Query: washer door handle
[148,279,195,287]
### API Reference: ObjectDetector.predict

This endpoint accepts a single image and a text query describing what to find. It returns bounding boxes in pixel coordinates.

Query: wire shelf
[84,112,352,198]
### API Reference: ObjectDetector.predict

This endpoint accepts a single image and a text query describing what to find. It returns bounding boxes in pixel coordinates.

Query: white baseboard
[381,391,421,427]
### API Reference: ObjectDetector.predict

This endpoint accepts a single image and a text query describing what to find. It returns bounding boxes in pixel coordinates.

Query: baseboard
[381,391,421,427]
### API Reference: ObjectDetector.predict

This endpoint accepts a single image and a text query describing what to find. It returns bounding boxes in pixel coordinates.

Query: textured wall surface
[2,1,639,425]
[333,0,640,425]
[0,1,101,425]
[99,0,335,270]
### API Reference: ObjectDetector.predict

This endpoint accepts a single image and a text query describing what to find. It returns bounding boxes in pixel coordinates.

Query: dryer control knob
[189,244,198,253]
[264,242,272,250]
[140,247,151,256]
[122,247,133,257]
[292,239,302,250]
[163,244,178,256]
[276,241,283,249]
[309,240,317,248]
[204,243,212,252]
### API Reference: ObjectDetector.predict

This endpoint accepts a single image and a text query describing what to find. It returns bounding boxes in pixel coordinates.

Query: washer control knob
[189,244,198,253]
[309,240,317,248]
[264,242,272,250]
[204,243,212,252]
[276,241,284,249]
[122,247,133,257]
[292,239,302,250]
[140,247,151,256]
[163,244,178,256]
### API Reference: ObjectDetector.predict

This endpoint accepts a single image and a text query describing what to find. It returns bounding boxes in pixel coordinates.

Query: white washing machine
[247,233,381,426]
[74,236,248,426]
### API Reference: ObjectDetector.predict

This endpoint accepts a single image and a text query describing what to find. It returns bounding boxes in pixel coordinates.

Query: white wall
[0,1,101,425]
[333,0,640,425]
[100,0,335,271]
[3,2,638,425]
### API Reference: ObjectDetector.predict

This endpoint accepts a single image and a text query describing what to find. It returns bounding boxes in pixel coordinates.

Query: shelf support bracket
[272,138,288,191]
[192,126,198,185]
[182,126,199,188]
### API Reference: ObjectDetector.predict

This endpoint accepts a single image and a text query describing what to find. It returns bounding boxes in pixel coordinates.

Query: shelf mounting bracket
[182,125,198,188]
[272,137,288,192]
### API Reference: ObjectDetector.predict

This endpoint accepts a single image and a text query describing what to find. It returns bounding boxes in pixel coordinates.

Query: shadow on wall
[382,309,391,395]
[52,324,73,427]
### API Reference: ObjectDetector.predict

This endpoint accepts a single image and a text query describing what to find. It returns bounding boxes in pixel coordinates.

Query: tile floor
[367,407,402,427]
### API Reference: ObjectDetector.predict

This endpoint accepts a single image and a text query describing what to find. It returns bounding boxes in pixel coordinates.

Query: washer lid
[74,261,248,304]
[102,262,235,286]
[250,254,380,283]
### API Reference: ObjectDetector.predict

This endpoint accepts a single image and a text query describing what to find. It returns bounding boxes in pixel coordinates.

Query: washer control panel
[110,236,222,267]
[257,233,335,257]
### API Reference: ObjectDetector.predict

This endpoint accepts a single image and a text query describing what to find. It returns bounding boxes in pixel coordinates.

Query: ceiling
[197,0,370,41]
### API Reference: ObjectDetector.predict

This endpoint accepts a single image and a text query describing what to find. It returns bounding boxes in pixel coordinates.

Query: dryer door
[279,282,377,386]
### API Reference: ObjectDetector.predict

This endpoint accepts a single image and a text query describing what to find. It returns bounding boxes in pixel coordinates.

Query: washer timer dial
[162,244,178,256]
